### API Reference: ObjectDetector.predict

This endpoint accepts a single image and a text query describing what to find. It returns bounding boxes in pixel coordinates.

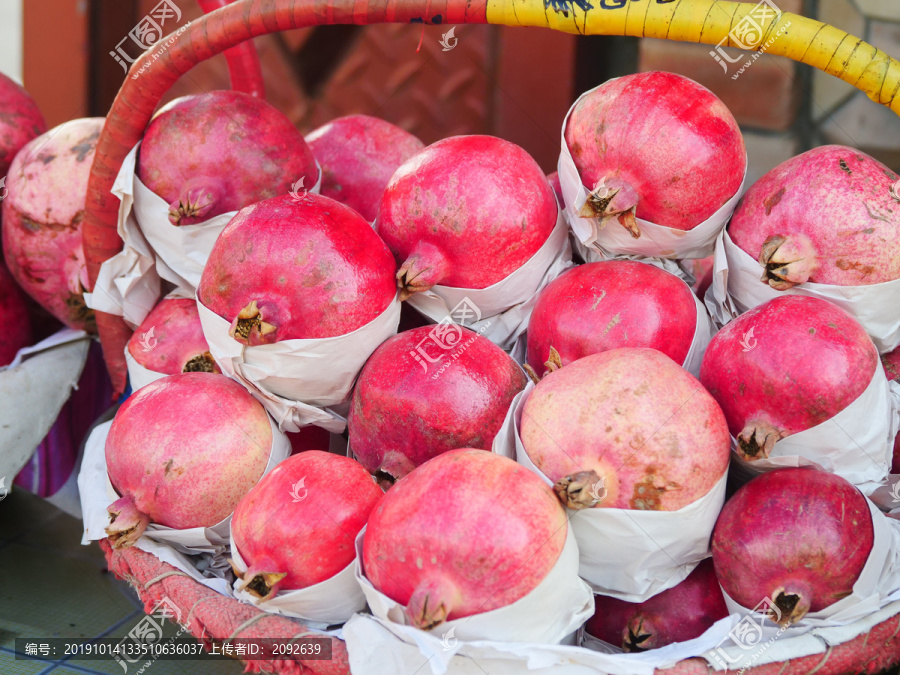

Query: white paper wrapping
[196,295,400,433]
[354,524,593,645]
[492,382,727,602]
[729,368,899,495]
[79,415,290,556]
[705,228,900,353]
[124,347,168,391]
[84,142,322,328]
[405,210,573,351]
[230,532,366,626]
[557,82,747,268]
[682,287,715,377]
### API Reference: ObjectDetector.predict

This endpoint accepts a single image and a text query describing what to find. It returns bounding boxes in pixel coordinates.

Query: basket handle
[197,0,266,98]
[85,0,900,395]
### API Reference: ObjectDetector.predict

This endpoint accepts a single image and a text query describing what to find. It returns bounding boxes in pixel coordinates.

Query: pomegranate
[564,72,745,236]
[699,295,877,461]
[0,72,46,181]
[105,372,273,548]
[127,298,219,375]
[712,467,873,624]
[2,118,103,332]
[730,145,900,289]
[305,114,424,222]
[197,193,397,345]
[232,451,382,599]
[137,90,317,226]
[520,348,730,510]
[377,135,557,299]
[348,325,526,486]
[0,262,31,366]
[287,425,332,455]
[585,559,728,651]
[362,448,566,629]
[526,261,697,378]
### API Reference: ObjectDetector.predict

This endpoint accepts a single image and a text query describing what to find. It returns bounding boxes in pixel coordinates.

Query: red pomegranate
[305,114,424,222]
[585,559,728,651]
[137,90,317,226]
[362,449,566,629]
[526,261,698,378]
[349,325,526,486]
[729,145,900,289]
[712,467,873,624]
[565,72,745,236]
[197,193,397,345]
[232,451,382,598]
[377,135,557,298]
[127,298,218,375]
[521,348,730,510]
[287,425,332,455]
[700,295,877,460]
[105,373,273,548]
[0,262,31,366]
[0,72,46,181]
[2,118,103,332]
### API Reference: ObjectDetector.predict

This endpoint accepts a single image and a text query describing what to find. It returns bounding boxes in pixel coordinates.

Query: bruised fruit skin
[699,296,877,461]
[377,135,557,297]
[712,467,873,624]
[127,298,219,375]
[198,193,397,344]
[585,559,728,651]
[0,72,46,181]
[0,262,31,366]
[137,91,317,226]
[232,451,382,598]
[565,72,745,234]
[521,348,730,511]
[730,145,900,288]
[349,326,526,486]
[363,449,566,629]
[105,373,272,548]
[526,261,697,378]
[305,114,424,222]
[2,118,103,332]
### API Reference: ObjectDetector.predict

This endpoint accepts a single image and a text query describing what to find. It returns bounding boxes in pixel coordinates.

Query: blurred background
[1,0,898,185]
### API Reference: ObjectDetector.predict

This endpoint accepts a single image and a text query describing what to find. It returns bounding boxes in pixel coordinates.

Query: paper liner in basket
[229,532,365,627]
[493,381,727,603]
[404,210,573,351]
[729,367,899,495]
[557,83,747,271]
[79,416,290,560]
[196,295,401,433]
[705,228,900,353]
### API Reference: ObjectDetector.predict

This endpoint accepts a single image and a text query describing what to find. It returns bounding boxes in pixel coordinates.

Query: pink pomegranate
[377,135,557,299]
[699,296,877,461]
[105,372,272,548]
[730,146,900,289]
[137,90,317,226]
[0,72,46,180]
[0,262,31,366]
[198,193,397,345]
[712,467,873,624]
[305,114,424,222]
[363,448,566,629]
[348,325,526,486]
[2,118,103,332]
[127,298,219,375]
[565,72,745,236]
[585,559,728,651]
[520,348,730,510]
[232,451,382,598]
[287,425,332,455]
[526,261,697,378]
